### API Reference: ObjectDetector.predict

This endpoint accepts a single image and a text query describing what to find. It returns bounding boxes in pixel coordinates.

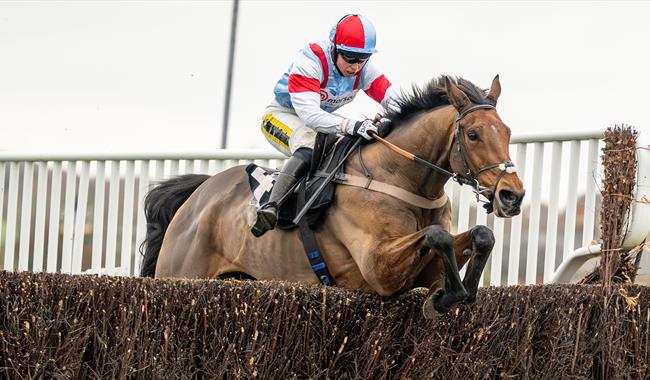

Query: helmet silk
[328,14,377,55]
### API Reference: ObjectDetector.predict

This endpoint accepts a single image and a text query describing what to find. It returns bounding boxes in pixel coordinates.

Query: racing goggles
[338,50,371,64]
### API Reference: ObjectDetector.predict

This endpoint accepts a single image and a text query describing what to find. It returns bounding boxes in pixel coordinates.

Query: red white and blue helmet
[328,14,378,57]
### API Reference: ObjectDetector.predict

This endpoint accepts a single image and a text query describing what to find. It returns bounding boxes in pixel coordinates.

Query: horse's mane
[384,76,489,125]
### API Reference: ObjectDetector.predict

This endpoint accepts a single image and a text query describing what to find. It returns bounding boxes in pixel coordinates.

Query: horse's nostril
[499,189,522,206]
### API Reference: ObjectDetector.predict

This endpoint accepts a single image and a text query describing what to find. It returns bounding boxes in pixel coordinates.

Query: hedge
[1,271,648,379]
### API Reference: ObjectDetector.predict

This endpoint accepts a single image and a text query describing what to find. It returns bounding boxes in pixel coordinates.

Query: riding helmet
[328,14,377,59]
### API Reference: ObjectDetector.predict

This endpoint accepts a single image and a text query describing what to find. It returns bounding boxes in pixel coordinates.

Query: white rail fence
[0,130,604,285]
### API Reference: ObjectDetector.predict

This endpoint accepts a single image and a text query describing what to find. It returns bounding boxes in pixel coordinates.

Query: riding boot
[251,148,312,237]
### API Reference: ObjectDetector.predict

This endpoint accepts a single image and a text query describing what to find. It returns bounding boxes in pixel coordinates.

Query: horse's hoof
[422,296,441,320]
[422,289,444,320]
[461,294,477,305]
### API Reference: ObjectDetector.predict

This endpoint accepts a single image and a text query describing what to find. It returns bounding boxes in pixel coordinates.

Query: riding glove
[373,113,393,138]
[351,119,378,140]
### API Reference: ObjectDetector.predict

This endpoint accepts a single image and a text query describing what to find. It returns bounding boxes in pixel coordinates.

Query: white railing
[449,130,604,286]
[0,130,604,285]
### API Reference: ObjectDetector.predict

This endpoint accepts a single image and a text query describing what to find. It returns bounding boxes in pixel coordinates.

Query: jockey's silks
[272,39,399,135]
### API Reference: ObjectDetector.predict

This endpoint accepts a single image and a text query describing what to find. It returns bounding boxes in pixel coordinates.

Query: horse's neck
[397,106,457,197]
[356,106,456,199]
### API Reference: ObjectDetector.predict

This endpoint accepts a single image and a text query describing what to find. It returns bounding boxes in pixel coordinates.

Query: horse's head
[445,75,525,217]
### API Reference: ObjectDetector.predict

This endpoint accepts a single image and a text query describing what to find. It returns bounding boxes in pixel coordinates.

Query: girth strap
[315,171,449,209]
[297,178,335,286]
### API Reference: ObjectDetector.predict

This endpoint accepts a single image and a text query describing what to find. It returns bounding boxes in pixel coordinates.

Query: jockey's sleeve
[362,62,401,113]
[287,50,352,135]
[290,93,351,135]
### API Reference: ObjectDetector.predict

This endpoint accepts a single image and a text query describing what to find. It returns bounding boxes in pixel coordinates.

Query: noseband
[453,104,516,213]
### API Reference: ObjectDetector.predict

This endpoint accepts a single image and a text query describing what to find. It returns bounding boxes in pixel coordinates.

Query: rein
[372,104,516,213]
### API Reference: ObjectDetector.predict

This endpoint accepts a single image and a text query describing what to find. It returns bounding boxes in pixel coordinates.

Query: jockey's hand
[351,119,378,140]
[373,113,393,138]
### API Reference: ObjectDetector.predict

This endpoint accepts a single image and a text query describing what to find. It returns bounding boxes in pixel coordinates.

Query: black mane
[384,76,489,125]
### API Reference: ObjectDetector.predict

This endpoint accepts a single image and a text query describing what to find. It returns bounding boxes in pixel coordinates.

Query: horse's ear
[445,76,470,111]
[486,74,501,106]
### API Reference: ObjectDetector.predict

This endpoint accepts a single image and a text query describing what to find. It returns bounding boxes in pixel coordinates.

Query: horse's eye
[467,131,479,141]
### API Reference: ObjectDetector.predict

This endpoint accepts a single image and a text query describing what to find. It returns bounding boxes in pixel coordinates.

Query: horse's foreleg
[423,225,469,314]
[454,225,495,303]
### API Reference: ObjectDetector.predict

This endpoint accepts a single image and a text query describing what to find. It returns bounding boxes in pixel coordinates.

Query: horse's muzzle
[495,189,525,217]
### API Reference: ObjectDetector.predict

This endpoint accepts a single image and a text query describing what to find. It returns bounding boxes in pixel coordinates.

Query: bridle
[452,104,516,212]
[371,103,516,213]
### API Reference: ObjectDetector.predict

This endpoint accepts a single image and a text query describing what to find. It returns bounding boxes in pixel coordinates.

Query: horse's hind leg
[454,225,495,303]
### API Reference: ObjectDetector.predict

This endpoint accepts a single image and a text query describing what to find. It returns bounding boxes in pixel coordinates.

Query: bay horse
[140,75,525,318]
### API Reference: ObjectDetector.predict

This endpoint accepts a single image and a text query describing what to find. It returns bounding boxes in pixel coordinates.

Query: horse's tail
[139,174,210,277]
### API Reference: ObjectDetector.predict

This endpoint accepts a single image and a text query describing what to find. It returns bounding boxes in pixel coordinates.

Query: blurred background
[1,0,649,153]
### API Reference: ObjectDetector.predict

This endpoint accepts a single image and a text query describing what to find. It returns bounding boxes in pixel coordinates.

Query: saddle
[245,133,358,230]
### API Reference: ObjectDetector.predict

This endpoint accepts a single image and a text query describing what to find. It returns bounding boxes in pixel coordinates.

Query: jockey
[251,14,400,237]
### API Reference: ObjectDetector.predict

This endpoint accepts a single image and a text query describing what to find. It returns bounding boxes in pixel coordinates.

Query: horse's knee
[425,225,454,252]
[471,225,495,254]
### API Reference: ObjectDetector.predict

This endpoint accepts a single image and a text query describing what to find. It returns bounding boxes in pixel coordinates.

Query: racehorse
[140,75,525,318]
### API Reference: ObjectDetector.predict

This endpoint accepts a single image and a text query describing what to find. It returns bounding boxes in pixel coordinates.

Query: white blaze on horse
[140,75,525,318]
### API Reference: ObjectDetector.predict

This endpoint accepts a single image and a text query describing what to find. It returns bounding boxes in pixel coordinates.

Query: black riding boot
[251,148,312,237]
